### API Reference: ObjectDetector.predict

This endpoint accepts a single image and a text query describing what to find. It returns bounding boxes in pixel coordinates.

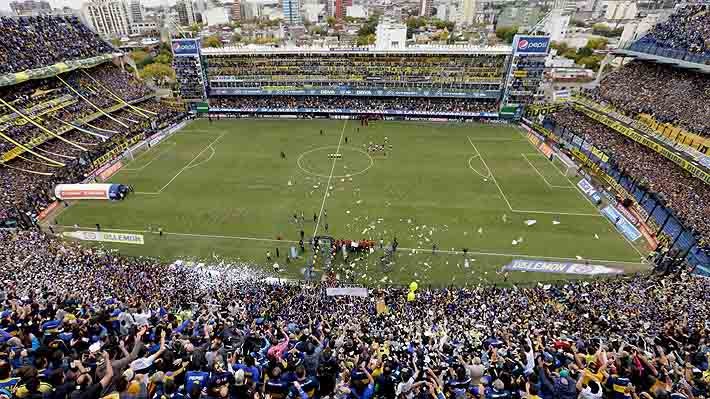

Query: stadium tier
[174,39,551,117]
[589,61,710,138]
[2,13,710,399]
[626,4,710,63]
[203,49,509,92]
[0,16,186,228]
[0,16,114,75]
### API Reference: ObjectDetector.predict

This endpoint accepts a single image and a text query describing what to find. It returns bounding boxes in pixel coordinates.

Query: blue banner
[209,87,502,99]
[172,39,200,57]
[601,205,642,242]
[513,35,550,55]
[211,107,498,117]
[502,259,622,275]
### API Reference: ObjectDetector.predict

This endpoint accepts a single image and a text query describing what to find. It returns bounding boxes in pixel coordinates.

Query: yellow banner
[573,104,710,186]
[638,113,710,155]
[92,135,142,168]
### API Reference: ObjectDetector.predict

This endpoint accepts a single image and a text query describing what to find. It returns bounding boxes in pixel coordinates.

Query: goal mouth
[552,152,579,177]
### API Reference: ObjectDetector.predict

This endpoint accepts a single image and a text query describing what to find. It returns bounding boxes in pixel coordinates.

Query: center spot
[297,145,374,178]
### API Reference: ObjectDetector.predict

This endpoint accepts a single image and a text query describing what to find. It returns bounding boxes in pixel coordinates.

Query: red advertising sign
[98,160,123,181]
[37,201,59,220]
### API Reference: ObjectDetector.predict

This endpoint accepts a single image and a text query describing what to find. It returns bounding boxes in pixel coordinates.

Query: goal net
[551,152,579,177]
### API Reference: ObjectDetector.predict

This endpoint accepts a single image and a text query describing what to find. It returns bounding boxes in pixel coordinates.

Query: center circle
[297,145,374,178]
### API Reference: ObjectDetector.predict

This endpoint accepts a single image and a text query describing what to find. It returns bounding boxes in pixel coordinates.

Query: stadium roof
[200,45,513,56]
[612,48,710,74]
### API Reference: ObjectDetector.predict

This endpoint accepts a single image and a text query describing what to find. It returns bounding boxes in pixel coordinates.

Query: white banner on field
[326,287,369,297]
[63,231,145,245]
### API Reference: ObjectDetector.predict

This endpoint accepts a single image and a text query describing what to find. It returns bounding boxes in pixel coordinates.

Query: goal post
[552,152,579,177]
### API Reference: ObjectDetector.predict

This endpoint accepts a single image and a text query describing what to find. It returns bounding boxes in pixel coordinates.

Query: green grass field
[54,119,648,286]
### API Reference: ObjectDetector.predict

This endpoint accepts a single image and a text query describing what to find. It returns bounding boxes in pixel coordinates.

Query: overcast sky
[0,0,172,12]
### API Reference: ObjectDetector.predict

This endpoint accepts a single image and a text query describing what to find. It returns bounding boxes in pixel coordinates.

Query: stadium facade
[172,36,551,120]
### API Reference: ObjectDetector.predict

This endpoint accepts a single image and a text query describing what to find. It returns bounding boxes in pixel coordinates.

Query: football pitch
[54,119,648,286]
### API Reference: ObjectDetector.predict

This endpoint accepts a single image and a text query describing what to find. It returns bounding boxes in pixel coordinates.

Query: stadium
[0,7,709,399]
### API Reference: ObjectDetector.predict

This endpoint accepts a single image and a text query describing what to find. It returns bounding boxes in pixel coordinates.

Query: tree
[130,50,153,68]
[576,46,593,58]
[155,53,171,65]
[110,38,121,47]
[231,33,243,44]
[587,37,608,50]
[326,16,336,27]
[577,55,604,71]
[202,35,222,48]
[357,13,379,37]
[495,26,518,43]
[433,30,449,42]
[551,41,569,54]
[562,49,579,60]
[189,23,201,33]
[356,33,376,46]
[406,16,426,29]
[141,63,175,86]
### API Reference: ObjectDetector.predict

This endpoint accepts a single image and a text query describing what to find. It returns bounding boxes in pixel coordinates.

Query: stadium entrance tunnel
[297,145,374,178]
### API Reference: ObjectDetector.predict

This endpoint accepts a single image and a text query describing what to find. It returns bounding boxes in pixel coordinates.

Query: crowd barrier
[626,40,710,65]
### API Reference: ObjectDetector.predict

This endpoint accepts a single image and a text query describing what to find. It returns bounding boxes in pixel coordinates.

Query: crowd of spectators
[0,97,186,226]
[0,60,180,225]
[0,64,152,155]
[0,16,114,75]
[210,96,500,115]
[0,227,709,399]
[205,54,508,88]
[590,61,710,137]
[548,108,710,246]
[634,4,710,56]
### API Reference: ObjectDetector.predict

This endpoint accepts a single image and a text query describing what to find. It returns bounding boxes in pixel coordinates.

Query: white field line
[514,126,644,258]
[521,153,574,189]
[468,136,601,217]
[313,120,347,236]
[186,145,216,170]
[466,137,528,142]
[526,151,576,179]
[124,143,177,171]
[57,225,299,244]
[54,225,644,266]
[399,246,646,266]
[153,132,225,194]
[467,136,514,211]
[467,155,492,179]
[558,162,648,261]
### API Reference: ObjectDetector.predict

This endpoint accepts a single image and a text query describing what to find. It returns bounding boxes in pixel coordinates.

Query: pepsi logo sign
[172,40,198,54]
[518,39,547,50]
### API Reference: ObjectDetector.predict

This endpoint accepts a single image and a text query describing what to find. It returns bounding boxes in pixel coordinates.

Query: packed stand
[0,16,114,75]
[0,227,709,399]
[633,4,710,56]
[0,98,187,226]
[590,61,710,137]
[0,64,152,154]
[549,108,710,245]
[205,53,508,89]
[210,96,500,115]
